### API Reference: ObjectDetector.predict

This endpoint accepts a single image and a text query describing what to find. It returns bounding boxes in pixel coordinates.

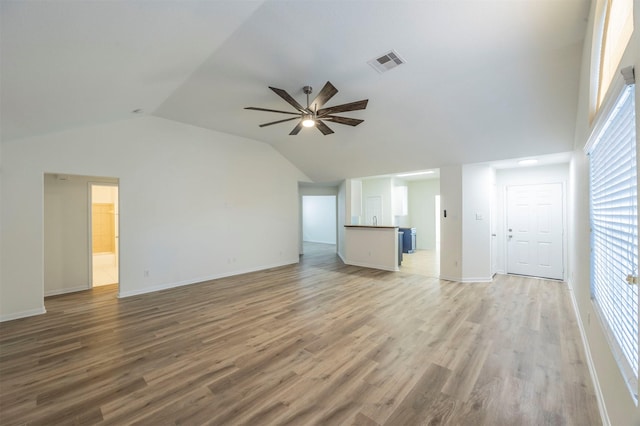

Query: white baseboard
[437,275,493,283]
[118,259,300,298]
[343,259,398,272]
[0,306,46,322]
[438,274,462,282]
[45,285,90,297]
[566,280,610,426]
[460,276,494,283]
[337,251,346,263]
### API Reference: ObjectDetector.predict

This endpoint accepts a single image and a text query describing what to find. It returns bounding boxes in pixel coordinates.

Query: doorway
[302,195,337,254]
[506,183,563,280]
[90,184,119,287]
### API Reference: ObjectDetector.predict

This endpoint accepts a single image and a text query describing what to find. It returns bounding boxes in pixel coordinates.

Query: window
[587,76,638,402]
[593,0,634,110]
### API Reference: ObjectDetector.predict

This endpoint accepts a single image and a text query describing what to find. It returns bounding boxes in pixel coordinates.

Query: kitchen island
[344,225,400,271]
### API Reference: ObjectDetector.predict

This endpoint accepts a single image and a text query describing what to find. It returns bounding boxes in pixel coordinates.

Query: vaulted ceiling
[1,0,590,182]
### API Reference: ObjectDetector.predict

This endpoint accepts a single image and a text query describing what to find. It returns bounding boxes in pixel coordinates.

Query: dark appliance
[398,227,416,253]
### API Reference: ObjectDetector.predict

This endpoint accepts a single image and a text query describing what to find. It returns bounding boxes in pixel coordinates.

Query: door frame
[88,182,120,289]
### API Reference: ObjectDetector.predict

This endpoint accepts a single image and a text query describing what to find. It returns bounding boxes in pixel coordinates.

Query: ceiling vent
[368,50,406,73]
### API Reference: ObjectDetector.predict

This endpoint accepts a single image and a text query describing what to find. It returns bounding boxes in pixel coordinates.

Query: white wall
[495,163,569,276]
[408,179,440,250]
[392,178,410,227]
[568,0,640,424]
[302,195,336,244]
[462,164,493,281]
[0,116,308,321]
[349,178,362,225]
[44,174,118,296]
[439,165,462,281]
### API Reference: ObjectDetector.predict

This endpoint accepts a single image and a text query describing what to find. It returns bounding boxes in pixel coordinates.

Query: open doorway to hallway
[91,184,119,287]
[301,195,337,255]
[43,174,119,297]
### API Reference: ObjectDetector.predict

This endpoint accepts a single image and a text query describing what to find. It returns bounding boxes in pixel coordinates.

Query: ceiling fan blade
[269,86,308,113]
[245,107,300,115]
[322,115,364,126]
[318,99,368,116]
[259,117,300,127]
[289,121,303,135]
[309,81,338,110]
[315,120,335,135]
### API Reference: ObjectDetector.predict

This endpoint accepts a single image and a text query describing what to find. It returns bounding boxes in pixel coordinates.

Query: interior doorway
[90,183,119,287]
[301,195,337,253]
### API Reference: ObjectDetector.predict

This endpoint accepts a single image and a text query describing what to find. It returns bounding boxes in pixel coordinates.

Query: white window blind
[588,82,638,401]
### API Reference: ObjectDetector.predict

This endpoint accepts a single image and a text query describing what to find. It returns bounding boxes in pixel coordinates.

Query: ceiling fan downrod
[302,85,316,127]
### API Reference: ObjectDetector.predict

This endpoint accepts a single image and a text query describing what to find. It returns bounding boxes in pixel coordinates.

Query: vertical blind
[589,83,638,399]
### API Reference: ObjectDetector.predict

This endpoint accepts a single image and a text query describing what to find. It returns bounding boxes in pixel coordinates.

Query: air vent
[368,50,406,73]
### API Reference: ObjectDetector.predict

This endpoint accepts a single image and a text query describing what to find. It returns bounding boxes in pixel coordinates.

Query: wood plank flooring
[0,243,601,425]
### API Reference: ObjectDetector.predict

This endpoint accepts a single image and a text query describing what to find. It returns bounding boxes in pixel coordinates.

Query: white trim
[45,285,91,297]
[343,260,399,272]
[0,306,47,322]
[337,251,346,264]
[567,279,611,426]
[439,274,462,282]
[118,259,300,298]
[438,275,494,283]
[459,276,494,283]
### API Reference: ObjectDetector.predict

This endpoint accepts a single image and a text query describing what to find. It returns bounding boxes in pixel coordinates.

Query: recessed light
[518,159,538,166]
[396,171,434,178]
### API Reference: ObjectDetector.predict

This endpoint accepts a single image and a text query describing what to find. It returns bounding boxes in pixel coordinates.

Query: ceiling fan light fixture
[302,115,315,127]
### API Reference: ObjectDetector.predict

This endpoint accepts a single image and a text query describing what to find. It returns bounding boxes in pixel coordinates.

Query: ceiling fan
[245,81,368,135]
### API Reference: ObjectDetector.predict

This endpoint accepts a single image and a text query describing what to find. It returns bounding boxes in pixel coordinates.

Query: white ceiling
[1,0,590,183]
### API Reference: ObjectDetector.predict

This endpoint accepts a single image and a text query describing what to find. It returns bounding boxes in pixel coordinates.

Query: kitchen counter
[343,225,400,271]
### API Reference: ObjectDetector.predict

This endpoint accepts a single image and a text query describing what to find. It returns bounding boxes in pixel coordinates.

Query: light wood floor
[0,243,600,425]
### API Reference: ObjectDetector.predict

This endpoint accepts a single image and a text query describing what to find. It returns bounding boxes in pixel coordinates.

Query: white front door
[506,183,563,280]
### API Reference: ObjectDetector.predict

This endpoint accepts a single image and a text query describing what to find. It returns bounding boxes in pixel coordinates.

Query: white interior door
[506,183,563,280]
[365,196,382,226]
